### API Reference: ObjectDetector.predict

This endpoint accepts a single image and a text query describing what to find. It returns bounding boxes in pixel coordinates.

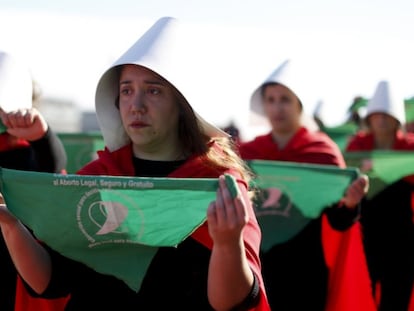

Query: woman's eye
[281,96,292,104]
[120,88,131,95]
[148,87,160,95]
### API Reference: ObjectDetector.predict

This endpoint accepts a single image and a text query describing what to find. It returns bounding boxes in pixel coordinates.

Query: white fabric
[95,17,227,151]
[0,51,32,112]
[249,59,319,131]
[365,80,405,124]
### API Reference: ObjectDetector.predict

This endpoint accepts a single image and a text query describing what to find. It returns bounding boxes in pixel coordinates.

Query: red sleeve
[14,276,69,311]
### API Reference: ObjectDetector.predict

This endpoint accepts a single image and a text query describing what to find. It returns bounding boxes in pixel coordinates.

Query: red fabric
[239,127,346,168]
[0,133,30,152]
[348,132,414,310]
[409,286,414,311]
[322,217,377,311]
[14,276,69,311]
[239,127,376,311]
[78,143,270,310]
[346,130,414,151]
[374,281,381,307]
[412,191,414,225]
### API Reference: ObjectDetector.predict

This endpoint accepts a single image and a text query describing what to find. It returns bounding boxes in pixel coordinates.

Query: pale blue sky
[2,0,412,31]
[0,0,413,137]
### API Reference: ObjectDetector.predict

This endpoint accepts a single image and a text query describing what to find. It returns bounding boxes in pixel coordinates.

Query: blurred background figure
[346,80,414,153]
[0,50,68,311]
[345,80,414,311]
[346,96,368,130]
[238,59,374,311]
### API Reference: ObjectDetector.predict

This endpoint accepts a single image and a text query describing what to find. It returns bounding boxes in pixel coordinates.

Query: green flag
[348,97,368,113]
[0,168,227,291]
[246,160,359,252]
[345,151,414,198]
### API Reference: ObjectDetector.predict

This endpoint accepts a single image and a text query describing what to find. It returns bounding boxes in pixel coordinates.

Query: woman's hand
[360,158,373,172]
[0,107,49,141]
[207,175,248,246]
[340,174,369,209]
[206,175,255,310]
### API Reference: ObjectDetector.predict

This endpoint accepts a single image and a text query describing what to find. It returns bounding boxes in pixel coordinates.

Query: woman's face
[367,112,399,136]
[118,65,181,160]
[262,84,302,135]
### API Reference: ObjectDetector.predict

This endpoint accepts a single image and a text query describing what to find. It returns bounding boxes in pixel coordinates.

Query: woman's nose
[130,91,147,112]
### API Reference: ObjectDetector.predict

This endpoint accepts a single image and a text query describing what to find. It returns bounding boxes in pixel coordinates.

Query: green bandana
[0,168,227,291]
[345,151,414,198]
[0,162,361,290]
[247,160,359,251]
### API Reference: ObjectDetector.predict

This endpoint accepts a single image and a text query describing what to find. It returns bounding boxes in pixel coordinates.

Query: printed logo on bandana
[253,186,292,217]
[91,201,128,235]
[77,188,145,247]
[253,185,313,251]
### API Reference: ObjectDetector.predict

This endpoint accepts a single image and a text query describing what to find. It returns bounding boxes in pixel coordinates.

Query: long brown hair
[174,87,254,185]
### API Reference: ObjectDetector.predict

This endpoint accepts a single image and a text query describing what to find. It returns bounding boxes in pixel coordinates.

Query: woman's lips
[130,121,149,128]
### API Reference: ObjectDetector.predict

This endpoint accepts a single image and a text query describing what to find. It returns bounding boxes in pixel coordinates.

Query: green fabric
[247,160,359,251]
[405,98,414,122]
[321,123,358,151]
[348,97,368,112]
[224,174,239,199]
[0,119,7,133]
[344,151,414,198]
[0,168,226,291]
[371,151,414,183]
[0,162,368,289]
[57,132,105,173]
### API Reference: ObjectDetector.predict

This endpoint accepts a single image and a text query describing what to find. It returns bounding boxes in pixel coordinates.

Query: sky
[1,0,414,139]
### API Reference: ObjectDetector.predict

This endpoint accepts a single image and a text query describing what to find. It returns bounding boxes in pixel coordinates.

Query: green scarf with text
[0,162,359,290]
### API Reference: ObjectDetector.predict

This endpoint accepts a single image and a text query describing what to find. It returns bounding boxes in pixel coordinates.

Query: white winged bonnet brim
[95,16,227,151]
[251,59,296,116]
[249,59,319,130]
[250,59,319,115]
[365,80,405,124]
[0,51,32,112]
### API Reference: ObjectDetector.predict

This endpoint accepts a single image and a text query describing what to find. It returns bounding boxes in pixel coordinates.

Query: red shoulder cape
[239,128,346,167]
